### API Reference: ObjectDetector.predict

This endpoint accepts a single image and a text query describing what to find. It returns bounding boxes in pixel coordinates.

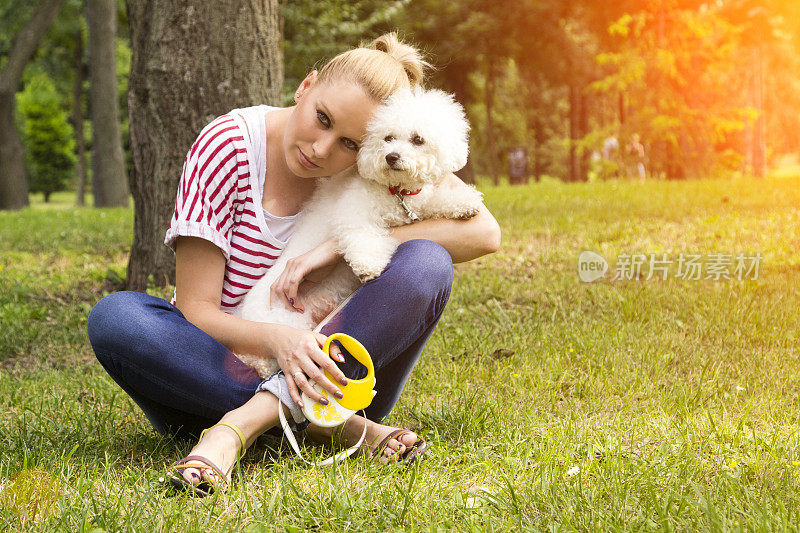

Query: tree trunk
[568,83,579,182]
[532,117,544,182]
[126,0,282,290]
[441,60,476,184]
[579,90,589,182]
[752,46,766,178]
[484,58,499,186]
[455,154,476,184]
[0,0,65,210]
[88,0,129,207]
[73,29,88,207]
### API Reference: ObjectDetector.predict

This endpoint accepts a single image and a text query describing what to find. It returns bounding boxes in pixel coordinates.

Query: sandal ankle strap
[201,422,247,460]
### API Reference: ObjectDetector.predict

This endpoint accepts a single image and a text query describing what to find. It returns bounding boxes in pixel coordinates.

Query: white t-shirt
[164,105,300,310]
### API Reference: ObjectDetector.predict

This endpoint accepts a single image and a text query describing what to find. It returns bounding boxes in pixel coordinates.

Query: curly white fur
[235,87,485,378]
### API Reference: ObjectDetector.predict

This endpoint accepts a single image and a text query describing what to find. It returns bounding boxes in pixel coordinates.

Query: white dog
[235,87,484,378]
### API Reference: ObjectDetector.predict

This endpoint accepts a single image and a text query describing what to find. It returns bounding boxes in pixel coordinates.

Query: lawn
[1,177,799,531]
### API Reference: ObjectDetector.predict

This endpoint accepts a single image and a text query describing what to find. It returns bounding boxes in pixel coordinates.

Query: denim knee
[87,291,162,365]
[385,239,453,316]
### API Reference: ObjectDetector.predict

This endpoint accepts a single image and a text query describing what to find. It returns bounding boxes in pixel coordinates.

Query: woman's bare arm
[389,174,501,263]
[174,236,348,405]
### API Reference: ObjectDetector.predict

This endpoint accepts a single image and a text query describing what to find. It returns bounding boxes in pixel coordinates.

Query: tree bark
[752,46,766,178]
[484,58,499,186]
[73,29,88,207]
[579,90,589,182]
[0,0,65,210]
[455,154,476,184]
[88,0,129,207]
[441,60,476,184]
[126,0,282,290]
[568,83,578,182]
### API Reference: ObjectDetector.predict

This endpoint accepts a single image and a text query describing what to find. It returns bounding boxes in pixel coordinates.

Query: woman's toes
[202,469,224,486]
[182,467,202,484]
[383,446,396,459]
[399,432,418,449]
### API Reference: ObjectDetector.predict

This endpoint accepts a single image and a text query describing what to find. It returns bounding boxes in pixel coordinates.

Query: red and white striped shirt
[165,106,292,311]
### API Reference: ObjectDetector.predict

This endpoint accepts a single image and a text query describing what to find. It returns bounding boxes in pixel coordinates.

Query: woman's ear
[294,70,318,103]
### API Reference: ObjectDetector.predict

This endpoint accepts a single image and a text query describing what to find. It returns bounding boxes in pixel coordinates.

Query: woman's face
[284,72,379,178]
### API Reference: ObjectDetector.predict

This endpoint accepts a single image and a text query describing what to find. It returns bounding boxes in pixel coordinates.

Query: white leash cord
[278,290,365,466]
[277,381,367,466]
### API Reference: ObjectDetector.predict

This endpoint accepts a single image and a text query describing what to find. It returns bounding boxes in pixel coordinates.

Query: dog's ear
[426,90,470,172]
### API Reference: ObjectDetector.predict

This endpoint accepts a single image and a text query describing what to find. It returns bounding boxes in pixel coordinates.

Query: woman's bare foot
[306,414,420,464]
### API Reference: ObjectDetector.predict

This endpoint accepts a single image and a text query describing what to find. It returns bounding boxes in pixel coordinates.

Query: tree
[125,0,282,290]
[16,69,75,202]
[282,0,403,103]
[592,4,754,179]
[88,0,128,206]
[0,0,65,210]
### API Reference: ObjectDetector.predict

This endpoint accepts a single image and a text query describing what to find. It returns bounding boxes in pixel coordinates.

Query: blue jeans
[87,240,452,440]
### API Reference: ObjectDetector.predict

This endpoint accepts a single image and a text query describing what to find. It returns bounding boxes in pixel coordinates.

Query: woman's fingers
[285,370,303,407]
[298,353,345,402]
[281,265,306,312]
[314,333,349,387]
[291,339,349,404]
[271,275,300,312]
[328,342,343,363]
[283,259,307,312]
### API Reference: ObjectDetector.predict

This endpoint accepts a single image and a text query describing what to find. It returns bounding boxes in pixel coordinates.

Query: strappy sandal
[166,422,247,497]
[369,429,428,466]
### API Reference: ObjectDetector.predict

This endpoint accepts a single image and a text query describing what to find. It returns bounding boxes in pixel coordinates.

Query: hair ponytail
[316,32,428,101]
[371,32,426,87]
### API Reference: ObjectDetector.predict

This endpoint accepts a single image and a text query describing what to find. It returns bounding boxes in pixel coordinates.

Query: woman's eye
[384,135,394,142]
[411,135,425,146]
[317,110,330,127]
[342,138,358,151]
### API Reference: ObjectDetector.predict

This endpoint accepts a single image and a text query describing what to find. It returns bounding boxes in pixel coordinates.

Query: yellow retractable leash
[301,333,376,426]
[277,294,377,466]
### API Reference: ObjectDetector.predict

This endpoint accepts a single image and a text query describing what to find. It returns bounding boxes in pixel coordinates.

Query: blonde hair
[316,32,428,102]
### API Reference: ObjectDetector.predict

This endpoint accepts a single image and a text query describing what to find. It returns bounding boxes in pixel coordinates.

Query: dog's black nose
[385,152,401,167]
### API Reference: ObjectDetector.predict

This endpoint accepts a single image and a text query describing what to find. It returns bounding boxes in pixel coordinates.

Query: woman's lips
[298,148,320,169]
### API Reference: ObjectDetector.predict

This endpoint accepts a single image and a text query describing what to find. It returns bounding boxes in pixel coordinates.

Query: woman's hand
[271,238,341,312]
[268,324,348,407]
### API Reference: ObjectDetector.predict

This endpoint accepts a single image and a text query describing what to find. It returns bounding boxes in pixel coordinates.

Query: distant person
[602,135,619,161]
[508,147,528,184]
[627,134,646,181]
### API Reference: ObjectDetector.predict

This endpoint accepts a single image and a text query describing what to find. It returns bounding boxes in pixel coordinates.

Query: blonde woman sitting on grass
[87,33,500,496]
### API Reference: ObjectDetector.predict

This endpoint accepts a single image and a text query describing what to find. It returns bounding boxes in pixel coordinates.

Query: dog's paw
[347,250,393,281]
[350,257,387,282]
[432,185,483,220]
[454,203,481,219]
[358,271,379,283]
[342,238,398,282]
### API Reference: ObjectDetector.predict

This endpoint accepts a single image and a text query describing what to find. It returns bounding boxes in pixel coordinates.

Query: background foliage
[16,68,75,202]
[3,0,799,194]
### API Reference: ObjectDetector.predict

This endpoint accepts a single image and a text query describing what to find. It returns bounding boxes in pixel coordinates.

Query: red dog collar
[388,186,422,196]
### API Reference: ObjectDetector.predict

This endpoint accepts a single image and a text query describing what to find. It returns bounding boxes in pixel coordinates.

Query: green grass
[1,179,800,531]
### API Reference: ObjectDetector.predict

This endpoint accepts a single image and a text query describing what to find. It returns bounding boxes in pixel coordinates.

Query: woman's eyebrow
[318,102,336,125]
[319,100,361,141]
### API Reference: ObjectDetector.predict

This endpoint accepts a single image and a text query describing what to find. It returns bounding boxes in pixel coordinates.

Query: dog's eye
[411,135,425,146]
[384,135,394,143]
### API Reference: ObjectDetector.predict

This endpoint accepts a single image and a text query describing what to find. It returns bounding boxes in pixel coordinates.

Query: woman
[87,33,501,494]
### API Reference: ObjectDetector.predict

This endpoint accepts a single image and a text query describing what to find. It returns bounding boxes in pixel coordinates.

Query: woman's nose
[312,132,337,159]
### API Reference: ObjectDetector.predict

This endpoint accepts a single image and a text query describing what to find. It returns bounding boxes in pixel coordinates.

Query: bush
[16,70,75,202]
